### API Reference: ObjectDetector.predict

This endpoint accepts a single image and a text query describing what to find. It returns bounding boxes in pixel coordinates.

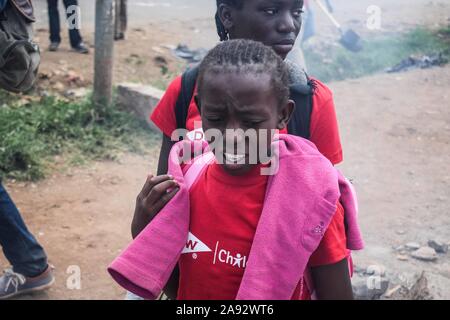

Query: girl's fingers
[151,187,180,214]
[140,174,154,196]
[145,179,179,206]
[140,174,174,197]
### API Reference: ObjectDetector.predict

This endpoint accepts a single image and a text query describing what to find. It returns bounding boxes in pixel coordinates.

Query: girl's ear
[218,3,234,30]
[194,95,202,114]
[277,100,295,130]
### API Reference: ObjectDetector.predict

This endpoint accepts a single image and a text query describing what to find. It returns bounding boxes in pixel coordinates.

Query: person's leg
[114,0,121,39]
[0,183,48,277]
[120,0,127,36]
[47,0,61,45]
[62,0,82,48]
[114,0,127,40]
[0,183,54,299]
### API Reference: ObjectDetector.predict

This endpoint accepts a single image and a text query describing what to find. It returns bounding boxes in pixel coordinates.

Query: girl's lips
[272,44,294,56]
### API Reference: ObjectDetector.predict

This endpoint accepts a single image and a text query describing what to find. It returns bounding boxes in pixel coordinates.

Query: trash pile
[172,44,208,63]
[387,52,448,73]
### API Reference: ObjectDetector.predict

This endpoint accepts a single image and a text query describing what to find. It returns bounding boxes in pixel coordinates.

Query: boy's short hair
[197,39,290,108]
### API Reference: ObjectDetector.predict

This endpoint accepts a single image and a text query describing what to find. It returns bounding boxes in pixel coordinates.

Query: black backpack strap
[287,79,314,140]
[175,66,199,130]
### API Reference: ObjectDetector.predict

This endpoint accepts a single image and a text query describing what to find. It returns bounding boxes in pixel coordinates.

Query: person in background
[47,0,89,54]
[114,0,127,41]
[0,0,54,300]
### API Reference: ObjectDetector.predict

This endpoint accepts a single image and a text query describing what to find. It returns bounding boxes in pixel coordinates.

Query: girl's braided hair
[197,39,290,107]
[215,0,244,41]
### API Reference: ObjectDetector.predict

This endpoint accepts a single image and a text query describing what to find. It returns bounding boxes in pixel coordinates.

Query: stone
[396,254,409,261]
[408,272,433,300]
[52,81,65,91]
[411,246,438,262]
[65,88,89,99]
[383,285,402,299]
[116,83,164,132]
[427,240,448,254]
[352,275,390,300]
[405,242,421,251]
[365,265,386,277]
[353,265,366,275]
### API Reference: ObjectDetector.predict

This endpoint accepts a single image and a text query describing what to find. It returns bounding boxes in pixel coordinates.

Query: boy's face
[198,71,293,176]
[220,0,303,59]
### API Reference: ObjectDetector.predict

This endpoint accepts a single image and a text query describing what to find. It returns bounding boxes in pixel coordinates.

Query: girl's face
[198,71,293,176]
[219,0,303,59]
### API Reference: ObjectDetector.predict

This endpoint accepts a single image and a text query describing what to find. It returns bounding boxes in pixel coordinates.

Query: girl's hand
[132,174,180,238]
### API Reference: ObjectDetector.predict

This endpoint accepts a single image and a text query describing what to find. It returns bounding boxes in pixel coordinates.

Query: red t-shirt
[150,76,343,165]
[177,162,348,300]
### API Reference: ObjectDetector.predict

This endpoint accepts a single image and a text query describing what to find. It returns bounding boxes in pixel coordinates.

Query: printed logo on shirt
[213,241,248,269]
[182,234,248,269]
[182,232,212,255]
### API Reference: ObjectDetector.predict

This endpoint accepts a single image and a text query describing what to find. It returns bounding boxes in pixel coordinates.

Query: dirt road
[333,65,450,299]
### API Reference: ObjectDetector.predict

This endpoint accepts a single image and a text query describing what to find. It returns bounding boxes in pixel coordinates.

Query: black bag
[0,0,40,93]
[175,66,313,140]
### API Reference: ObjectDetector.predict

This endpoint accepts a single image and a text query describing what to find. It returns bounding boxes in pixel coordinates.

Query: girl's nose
[277,11,297,34]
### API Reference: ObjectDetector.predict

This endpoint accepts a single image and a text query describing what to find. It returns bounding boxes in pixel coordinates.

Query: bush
[0,92,157,180]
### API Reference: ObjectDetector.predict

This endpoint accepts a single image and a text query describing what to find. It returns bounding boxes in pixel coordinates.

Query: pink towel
[108,134,363,300]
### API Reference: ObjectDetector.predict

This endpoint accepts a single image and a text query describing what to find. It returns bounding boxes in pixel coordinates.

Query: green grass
[0,91,158,181]
[304,27,450,83]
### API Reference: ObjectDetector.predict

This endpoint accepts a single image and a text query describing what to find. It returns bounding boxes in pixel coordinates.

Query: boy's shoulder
[309,78,334,103]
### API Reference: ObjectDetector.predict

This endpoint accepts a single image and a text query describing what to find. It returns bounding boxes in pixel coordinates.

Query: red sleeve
[309,79,343,165]
[308,202,348,267]
[150,76,182,138]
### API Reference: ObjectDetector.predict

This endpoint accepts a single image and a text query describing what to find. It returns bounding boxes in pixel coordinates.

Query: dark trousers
[114,0,127,38]
[47,0,83,48]
[0,183,48,277]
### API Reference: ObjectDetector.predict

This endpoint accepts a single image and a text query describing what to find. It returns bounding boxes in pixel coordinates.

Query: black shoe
[49,42,60,52]
[114,33,125,41]
[72,42,89,54]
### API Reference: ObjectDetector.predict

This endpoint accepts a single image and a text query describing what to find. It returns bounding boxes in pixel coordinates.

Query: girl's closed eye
[205,115,223,122]
[243,119,266,127]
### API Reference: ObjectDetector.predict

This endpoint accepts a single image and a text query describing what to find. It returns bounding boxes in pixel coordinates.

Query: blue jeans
[0,0,7,12]
[47,0,83,48]
[0,182,48,277]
